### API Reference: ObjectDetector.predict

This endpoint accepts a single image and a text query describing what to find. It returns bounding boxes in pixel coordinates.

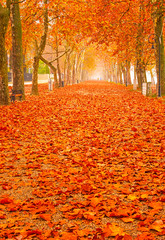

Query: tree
[153,0,165,95]
[31,0,48,95]
[40,55,58,88]
[11,0,25,99]
[0,0,10,105]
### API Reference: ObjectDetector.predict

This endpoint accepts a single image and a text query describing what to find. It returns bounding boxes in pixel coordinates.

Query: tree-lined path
[0,82,165,239]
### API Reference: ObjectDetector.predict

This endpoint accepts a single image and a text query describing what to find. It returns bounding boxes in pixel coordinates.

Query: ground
[0,81,165,239]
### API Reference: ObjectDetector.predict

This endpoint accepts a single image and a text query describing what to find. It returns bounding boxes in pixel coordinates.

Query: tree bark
[66,51,71,85]
[64,58,67,85]
[72,54,76,84]
[79,52,85,83]
[111,63,116,83]
[31,0,48,95]
[75,51,82,83]
[11,0,25,99]
[126,61,132,85]
[55,36,62,87]
[136,60,147,88]
[121,63,126,85]
[133,64,137,90]
[155,7,165,96]
[136,60,141,88]
[0,2,10,105]
[135,1,146,90]
[119,64,123,84]
[150,68,155,86]
[32,46,39,95]
[109,65,113,82]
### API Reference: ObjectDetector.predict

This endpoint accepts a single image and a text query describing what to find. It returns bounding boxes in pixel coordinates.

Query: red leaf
[0,198,13,204]
[27,230,42,236]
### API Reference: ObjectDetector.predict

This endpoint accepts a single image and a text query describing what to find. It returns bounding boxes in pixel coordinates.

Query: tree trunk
[136,60,147,88]
[64,58,67,85]
[126,61,132,85]
[155,9,165,96]
[142,66,147,83]
[66,52,71,85]
[119,64,123,84]
[133,64,137,90]
[109,65,113,82]
[79,61,83,82]
[81,69,86,82]
[116,61,121,84]
[31,0,48,95]
[78,50,84,83]
[72,54,76,84]
[31,53,39,95]
[11,0,25,99]
[40,56,58,88]
[150,69,155,86]
[0,3,10,105]
[112,63,116,83]
[55,36,62,87]
[75,52,82,83]
[136,60,141,88]
[135,1,146,90]
[121,63,126,85]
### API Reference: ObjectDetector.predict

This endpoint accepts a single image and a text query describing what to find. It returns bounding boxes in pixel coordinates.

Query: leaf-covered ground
[0,81,165,240]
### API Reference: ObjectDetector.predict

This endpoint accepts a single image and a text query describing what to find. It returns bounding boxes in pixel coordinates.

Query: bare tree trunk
[155,5,165,96]
[66,52,71,85]
[119,64,123,84]
[112,63,116,83]
[64,57,67,85]
[109,65,113,82]
[135,1,146,90]
[32,46,39,95]
[150,69,155,86]
[0,2,10,105]
[11,0,25,99]
[126,61,132,85]
[121,63,126,85]
[136,60,141,88]
[72,54,76,84]
[78,50,84,83]
[75,52,82,83]
[116,61,121,83]
[79,61,83,82]
[55,36,62,87]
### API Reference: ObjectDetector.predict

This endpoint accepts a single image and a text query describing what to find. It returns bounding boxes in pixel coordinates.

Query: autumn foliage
[0,82,165,239]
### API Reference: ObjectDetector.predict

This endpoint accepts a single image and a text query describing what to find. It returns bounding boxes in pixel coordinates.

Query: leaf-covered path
[0,82,165,239]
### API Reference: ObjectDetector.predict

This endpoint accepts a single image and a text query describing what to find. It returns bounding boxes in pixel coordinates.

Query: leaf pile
[0,82,165,239]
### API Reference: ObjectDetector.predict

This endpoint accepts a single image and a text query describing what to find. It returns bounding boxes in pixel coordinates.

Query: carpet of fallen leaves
[0,81,165,240]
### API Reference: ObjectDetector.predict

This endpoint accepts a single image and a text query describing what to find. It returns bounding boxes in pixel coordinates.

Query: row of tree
[0,0,165,105]
[92,0,165,94]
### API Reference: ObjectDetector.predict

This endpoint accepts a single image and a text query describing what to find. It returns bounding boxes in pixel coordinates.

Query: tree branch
[40,56,57,72]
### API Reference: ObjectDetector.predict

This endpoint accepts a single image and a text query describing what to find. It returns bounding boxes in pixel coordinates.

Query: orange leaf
[122,217,135,223]
[39,214,52,221]
[150,220,165,232]
[90,197,101,207]
[61,232,77,240]
[77,229,90,237]
[103,223,124,237]
[83,211,96,220]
